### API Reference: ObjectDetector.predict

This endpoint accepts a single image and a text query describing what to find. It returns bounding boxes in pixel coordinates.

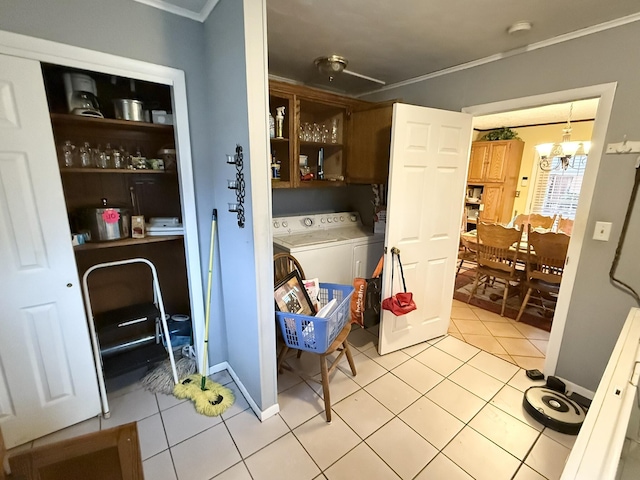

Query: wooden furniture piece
[557,216,575,235]
[468,222,524,316]
[456,243,476,277]
[513,213,556,231]
[39,65,194,382]
[515,226,570,322]
[268,80,393,188]
[7,423,143,480]
[465,140,524,226]
[277,323,356,423]
[273,254,356,422]
[274,253,306,284]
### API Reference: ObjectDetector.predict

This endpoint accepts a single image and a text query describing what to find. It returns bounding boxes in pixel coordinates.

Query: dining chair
[557,216,575,235]
[273,253,356,422]
[515,225,570,322]
[467,222,524,316]
[514,213,556,231]
[456,241,477,277]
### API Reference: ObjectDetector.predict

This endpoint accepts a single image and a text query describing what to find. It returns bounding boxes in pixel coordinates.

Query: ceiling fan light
[314,55,348,79]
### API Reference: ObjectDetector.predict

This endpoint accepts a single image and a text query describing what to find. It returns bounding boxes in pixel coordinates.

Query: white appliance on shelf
[272,211,384,285]
[561,307,640,479]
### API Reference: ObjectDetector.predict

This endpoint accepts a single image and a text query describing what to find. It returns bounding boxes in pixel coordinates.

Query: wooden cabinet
[268,80,391,188]
[465,139,524,226]
[347,104,393,184]
[43,64,192,380]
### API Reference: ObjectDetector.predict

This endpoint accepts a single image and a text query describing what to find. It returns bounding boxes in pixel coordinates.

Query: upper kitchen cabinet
[467,140,523,184]
[268,87,295,188]
[347,104,393,184]
[268,80,388,188]
[465,139,524,226]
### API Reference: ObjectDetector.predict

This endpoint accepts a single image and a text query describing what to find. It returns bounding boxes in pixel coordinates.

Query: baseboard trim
[556,377,595,400]
[208,362,279,421]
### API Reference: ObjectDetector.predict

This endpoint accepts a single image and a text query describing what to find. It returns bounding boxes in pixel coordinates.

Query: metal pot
[78,198,130,242]
[113,98,144,122]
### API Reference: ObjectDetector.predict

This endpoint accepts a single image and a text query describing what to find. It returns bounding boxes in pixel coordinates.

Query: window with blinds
[530,154,588,220]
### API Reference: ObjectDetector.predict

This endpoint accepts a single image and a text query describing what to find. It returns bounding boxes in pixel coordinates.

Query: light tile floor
[9,303,570,480]
[449,298,549,371]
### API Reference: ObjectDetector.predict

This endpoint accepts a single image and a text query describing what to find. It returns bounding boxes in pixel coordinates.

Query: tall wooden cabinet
[465,139,524,226]
[268,80,392,188]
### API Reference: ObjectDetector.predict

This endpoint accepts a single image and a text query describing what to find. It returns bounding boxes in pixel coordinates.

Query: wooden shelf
[270,137,290,143]
[50,113,173,132]
[299,141,343,148]
[60,167,173,174]
[467,218,478,224]
[74,235,183,251]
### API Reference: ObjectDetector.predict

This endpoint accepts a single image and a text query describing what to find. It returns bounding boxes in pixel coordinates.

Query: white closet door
[379,103,472,354]
[0,54,100,448]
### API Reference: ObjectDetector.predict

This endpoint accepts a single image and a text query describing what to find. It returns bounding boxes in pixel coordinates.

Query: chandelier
[535,103,591,171]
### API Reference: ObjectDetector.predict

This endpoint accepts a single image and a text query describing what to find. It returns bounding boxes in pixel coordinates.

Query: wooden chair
[467,222,524,316]
[557,216,574,235]
[456,241,476,277]
[274,253,306,284]
[273,253,357,422]
[515,226,570,322]
[514,213,556,231]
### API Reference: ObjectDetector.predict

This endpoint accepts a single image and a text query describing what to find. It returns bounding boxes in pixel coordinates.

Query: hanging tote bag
[382,247,417,316]
[350,256,384,327]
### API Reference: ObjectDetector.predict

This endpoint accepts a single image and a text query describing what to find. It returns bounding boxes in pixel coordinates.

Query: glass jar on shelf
[61,140,76,167]
[79,142,92,168]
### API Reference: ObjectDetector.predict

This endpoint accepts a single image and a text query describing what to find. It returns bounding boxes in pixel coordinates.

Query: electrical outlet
[593,221,612,241]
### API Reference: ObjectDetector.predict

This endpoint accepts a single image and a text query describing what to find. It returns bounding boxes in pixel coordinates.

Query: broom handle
[202,209,217,390]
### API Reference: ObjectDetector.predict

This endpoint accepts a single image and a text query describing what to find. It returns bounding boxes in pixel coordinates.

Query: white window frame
[530,154,589,220]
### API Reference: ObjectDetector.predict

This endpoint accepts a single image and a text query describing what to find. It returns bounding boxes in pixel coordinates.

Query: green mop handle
[202,209,217,391]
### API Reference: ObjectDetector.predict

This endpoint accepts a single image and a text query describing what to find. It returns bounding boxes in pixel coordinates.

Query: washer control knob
[327,217,332,223]
[350,214,357,222]
[273,221,280,228]
[282,221,288,228]
[340,216,344,222]
[304,218,313,227]
[320,217,326,223]
[333,216,338,222]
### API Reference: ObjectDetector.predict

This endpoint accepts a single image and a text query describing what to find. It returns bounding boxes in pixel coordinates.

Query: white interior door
[379,103,472,354]
[0,54,101,448]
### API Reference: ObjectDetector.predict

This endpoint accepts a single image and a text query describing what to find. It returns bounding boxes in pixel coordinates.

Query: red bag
[382,248,417,316]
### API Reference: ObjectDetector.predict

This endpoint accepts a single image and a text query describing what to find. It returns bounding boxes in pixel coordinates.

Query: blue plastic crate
[276,283,354,354]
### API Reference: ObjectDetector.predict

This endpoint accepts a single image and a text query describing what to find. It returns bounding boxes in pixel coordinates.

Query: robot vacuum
[523,385,586,435]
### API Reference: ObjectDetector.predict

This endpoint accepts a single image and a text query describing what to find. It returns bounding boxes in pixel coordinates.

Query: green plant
[479,127,520,141]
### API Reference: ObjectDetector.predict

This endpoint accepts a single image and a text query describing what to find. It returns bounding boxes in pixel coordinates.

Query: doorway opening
[452,85,615,381]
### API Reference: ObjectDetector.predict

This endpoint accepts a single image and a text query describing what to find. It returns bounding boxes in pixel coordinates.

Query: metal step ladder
[82,258,178,418]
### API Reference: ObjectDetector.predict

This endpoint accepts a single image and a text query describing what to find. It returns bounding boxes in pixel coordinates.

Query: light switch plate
[593,221,612,241]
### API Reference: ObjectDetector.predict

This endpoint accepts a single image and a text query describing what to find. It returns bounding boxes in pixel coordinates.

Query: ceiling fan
[314,55,386,85]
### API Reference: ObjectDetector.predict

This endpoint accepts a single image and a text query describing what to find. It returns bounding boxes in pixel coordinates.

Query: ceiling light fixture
[507,21,532,35]
[314,55,386,85]
[535,103,591,171]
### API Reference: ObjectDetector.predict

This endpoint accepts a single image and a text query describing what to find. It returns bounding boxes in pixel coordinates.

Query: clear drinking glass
[94,145,108,169]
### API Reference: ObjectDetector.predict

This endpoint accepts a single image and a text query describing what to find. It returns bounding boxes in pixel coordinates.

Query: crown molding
[133,0,219,22]
[358,12,640,97]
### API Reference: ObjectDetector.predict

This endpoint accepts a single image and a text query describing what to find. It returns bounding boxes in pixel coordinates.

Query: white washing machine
[272,211,385,285]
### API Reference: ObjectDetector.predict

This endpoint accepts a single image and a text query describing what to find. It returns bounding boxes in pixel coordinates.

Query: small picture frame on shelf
[274,271,316,316]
